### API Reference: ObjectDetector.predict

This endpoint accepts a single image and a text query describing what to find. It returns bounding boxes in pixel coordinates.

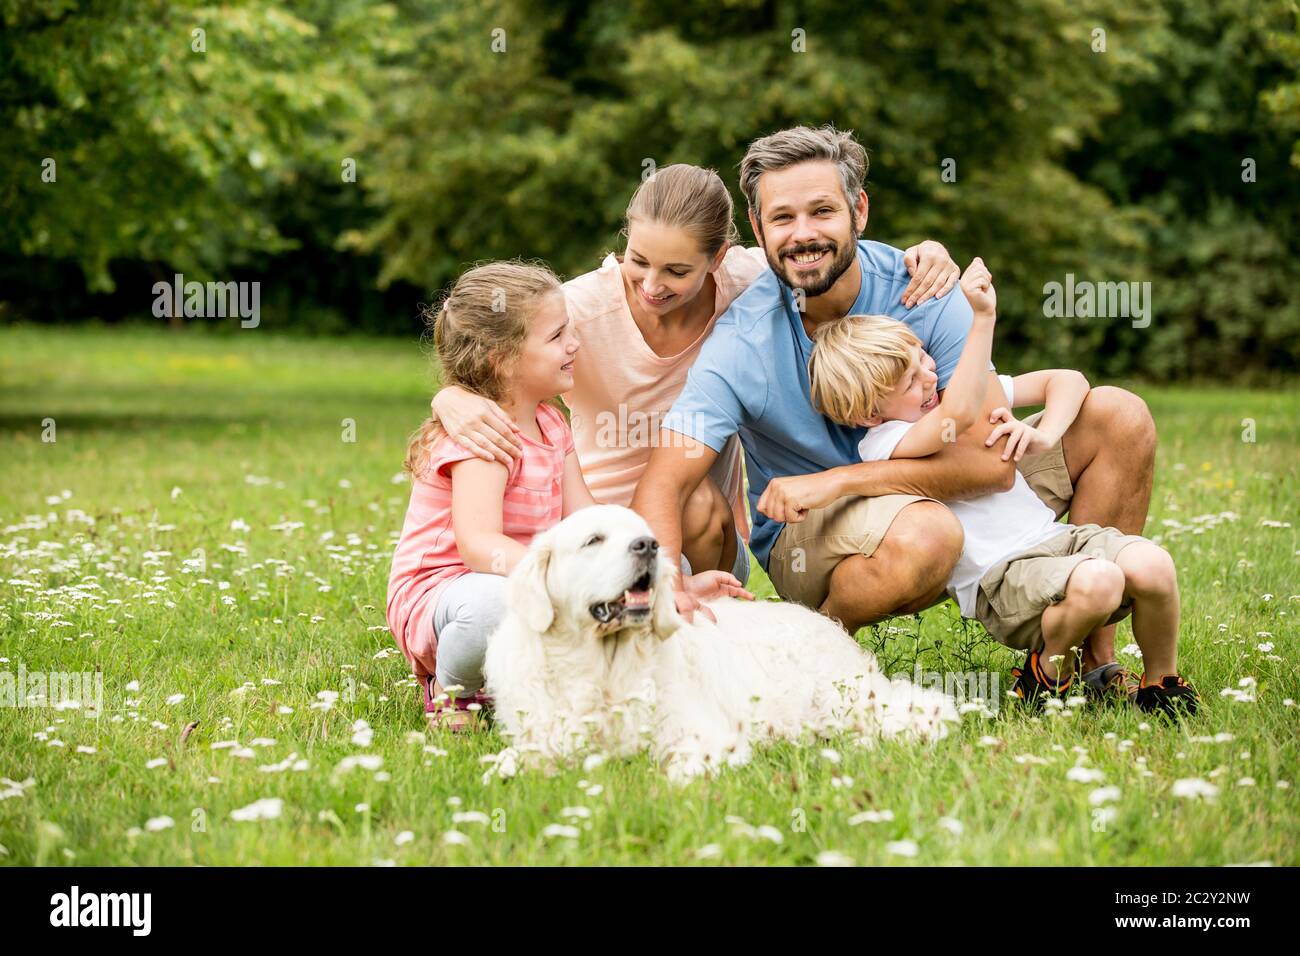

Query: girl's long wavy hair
[404,260,562,477]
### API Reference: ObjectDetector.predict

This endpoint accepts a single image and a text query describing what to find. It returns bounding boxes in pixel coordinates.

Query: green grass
[1,324,1296,866]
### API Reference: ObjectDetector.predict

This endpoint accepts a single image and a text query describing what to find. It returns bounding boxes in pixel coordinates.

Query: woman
[430,164,958,582]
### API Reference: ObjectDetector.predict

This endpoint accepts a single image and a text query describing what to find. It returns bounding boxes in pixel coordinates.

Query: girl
[387,260,747,731]
[428,166,959,592]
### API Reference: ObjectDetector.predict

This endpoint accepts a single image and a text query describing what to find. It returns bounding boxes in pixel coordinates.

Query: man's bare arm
[629,429,719,575]
[830,374,1016,501]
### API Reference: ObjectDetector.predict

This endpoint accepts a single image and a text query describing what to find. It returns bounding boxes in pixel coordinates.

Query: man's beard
[763,224,858,300]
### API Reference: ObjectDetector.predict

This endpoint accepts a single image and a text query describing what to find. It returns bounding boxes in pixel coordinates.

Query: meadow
[1,325,1296,866]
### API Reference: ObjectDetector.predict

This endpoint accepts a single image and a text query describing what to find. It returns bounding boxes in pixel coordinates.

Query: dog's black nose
[629,536,658,557]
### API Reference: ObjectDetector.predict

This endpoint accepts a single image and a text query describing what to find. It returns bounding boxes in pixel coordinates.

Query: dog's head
[509,505,680,640]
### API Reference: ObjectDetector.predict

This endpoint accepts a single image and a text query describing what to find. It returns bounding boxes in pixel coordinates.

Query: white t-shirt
[857,375,1066,617]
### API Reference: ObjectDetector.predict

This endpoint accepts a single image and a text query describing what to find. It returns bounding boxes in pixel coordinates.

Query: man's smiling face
[750,160,867,299]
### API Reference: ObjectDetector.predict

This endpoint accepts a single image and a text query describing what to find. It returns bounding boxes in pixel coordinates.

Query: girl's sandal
[423,676,490,733]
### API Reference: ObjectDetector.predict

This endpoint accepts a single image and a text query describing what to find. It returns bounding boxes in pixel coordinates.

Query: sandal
[1134,673,1200,719]
[1010,649,1076,708]
[423,676,491,733]
[1081,662,1140,704]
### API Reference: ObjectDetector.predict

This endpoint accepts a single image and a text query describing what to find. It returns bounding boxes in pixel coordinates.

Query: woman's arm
[449,458,529,575]
[432,385,522,467]
[561,450,598,517]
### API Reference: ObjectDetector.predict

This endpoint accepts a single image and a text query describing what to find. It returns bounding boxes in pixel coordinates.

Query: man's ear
[651,553,682,641]
[851,189,869,236]
[509,533,555,634]
[747,206,763,246]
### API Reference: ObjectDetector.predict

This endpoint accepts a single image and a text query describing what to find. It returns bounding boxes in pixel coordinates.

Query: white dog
[484,505,957,782]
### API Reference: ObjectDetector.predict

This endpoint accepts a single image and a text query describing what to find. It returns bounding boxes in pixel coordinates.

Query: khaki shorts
[766,416,1075,610]
[975,523,1147,651]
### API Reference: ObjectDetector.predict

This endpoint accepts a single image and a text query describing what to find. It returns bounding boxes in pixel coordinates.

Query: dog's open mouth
[590,571,654,626]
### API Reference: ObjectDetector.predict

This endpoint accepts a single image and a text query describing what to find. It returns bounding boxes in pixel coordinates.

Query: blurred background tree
[2,0,1297,379]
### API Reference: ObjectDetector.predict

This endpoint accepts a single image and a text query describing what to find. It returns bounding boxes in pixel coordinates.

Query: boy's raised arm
[891,257,999,459]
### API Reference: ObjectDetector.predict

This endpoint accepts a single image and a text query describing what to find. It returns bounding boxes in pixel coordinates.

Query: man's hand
[756,471,842,524]
[901,240,960,309]
[684,570,754,603]
[672,570,753,624]
[986,407,1058,462]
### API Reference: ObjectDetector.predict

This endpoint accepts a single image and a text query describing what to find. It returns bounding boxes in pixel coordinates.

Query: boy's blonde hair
[405,260,562,476]
[807,314,922,425]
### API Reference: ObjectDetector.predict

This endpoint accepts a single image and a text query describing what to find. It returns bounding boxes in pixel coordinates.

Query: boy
[807,258,1199,716]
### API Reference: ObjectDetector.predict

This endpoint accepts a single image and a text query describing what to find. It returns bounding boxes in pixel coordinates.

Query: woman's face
[621,220,724,316]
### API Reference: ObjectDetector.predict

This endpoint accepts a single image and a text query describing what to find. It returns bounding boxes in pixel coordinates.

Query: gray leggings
[433,573,509,699]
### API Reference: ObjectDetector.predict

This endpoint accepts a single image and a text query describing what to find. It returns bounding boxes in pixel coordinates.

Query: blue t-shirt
[660,239,976,571]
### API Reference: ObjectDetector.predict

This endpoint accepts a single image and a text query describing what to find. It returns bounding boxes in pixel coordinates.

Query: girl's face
[866,348,939,426]
[510,292,580,400]
[621,220,725,316]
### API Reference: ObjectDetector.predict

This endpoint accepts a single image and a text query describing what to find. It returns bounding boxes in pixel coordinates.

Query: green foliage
[0,0,391,291]
[1,0,1297,379]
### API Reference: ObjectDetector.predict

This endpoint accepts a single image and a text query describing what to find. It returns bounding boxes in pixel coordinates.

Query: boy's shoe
[1010,649,1075,707]
[1081,662,1140,705]
[1134,674,1200,718]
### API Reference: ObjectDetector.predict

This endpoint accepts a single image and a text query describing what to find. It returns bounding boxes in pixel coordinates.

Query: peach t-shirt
[561,245,768,540]
[386,403,573,679]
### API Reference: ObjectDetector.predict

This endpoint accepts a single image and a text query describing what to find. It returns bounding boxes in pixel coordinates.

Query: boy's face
[865,347,939,426]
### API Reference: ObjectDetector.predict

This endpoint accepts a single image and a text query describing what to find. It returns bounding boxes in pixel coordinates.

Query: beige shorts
[766,416,1075,610]
[975,523,1148,651]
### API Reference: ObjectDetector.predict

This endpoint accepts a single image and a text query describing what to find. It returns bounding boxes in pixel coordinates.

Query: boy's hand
[959,257,996,317]
[986,407,1058,461]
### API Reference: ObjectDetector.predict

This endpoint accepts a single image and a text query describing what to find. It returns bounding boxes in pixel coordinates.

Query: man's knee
[682,478,726,544]
[883,504,967,580]
[1086,386,1156,459]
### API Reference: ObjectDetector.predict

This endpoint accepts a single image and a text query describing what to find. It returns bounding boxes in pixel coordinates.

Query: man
[630,125,1156,698]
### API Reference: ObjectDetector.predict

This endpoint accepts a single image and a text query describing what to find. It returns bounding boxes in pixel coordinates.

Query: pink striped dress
[386,402,574,679]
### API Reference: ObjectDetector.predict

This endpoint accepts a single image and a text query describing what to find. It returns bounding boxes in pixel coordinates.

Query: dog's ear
[510,532,555,634]
[651,552,681,640]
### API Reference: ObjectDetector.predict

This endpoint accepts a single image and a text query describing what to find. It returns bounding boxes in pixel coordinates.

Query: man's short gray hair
[739,125,869,220]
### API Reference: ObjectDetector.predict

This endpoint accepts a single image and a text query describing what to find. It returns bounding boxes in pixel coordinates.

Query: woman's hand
[901,240,960,308]
[985,407,1057,461]
[432,386,522,467]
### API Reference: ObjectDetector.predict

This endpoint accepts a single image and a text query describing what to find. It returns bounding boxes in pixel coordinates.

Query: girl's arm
[984,369,1090,462]
[561,450,598,517]
[449,458,529,575]
[891,257,998,459]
